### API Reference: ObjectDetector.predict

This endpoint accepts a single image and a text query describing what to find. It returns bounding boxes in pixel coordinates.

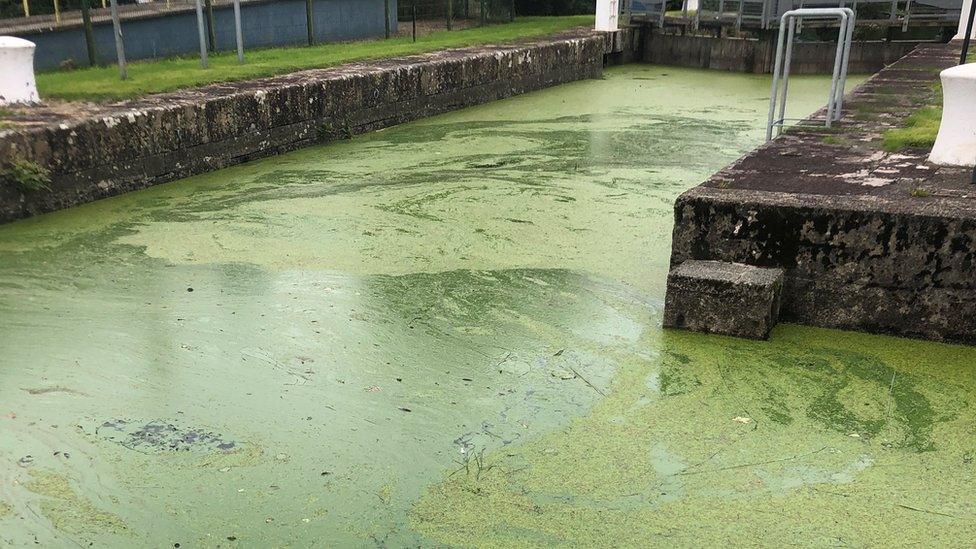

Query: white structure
[955,0,976,39]
[929,63,976,166]
[596,0,619,31]
[0,36,39,106]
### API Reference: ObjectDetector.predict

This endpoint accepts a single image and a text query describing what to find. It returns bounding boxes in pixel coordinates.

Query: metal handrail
[766,8,855,140]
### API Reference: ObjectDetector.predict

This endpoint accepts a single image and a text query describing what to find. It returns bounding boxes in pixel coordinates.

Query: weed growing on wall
[2,159,51,193]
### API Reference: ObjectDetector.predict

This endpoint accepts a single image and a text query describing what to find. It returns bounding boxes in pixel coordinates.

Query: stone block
[664,260,785,340]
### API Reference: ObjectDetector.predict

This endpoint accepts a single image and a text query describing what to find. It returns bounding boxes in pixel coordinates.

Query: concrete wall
[14,0,398,70]
[643,32,920,73]
[0,32,608,223]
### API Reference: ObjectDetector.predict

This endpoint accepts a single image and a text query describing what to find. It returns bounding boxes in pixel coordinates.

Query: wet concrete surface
[2,65,975,546]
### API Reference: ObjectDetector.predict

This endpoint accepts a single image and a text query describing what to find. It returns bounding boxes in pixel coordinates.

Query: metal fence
[1,0,529,76]
[628,0,963,29]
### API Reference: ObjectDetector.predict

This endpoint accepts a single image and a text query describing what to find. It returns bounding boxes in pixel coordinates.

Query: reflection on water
[3,65,971,546]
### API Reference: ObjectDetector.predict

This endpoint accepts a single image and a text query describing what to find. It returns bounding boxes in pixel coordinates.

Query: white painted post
[957,0,976,39]
[233,0,244,63]
[109,0,127,80]
[596,0,619,31]
[929,63,976,166]
[0,37,39,106]
[195,0,209,69]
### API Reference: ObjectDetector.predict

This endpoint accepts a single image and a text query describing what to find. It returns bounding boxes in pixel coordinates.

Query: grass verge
[36,16,593,102]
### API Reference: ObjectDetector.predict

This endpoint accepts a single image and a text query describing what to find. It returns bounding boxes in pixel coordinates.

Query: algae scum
[1,65,974,546]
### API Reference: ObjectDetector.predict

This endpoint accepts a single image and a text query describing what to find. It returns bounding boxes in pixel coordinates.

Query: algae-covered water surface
[2,65,975,547]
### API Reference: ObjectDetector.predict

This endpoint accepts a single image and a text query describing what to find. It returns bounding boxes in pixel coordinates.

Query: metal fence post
[204,0,216,51]
[194,0,209,68]
[412,0,417,41]
[81,0,97,66]
[480,0,486,25]
[233,0,244,62]
[384,0,391,38]
[306,0,315,45]
[447,0,453,30]
[21,0,29,18]
[109,0,127,79]
[510,0,515,21]
[53,0,60,24]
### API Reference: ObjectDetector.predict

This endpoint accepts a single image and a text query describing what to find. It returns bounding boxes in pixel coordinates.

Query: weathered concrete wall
[671,189,976,343]
[643,32,920,74]
[0,32,609,223]
[667,43,976,344]
[13,0,397,70]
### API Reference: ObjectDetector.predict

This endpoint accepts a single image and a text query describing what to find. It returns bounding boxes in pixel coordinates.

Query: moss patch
[882,106,942,152]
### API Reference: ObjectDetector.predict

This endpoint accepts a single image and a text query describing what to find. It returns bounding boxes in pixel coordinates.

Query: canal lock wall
[0,29,629,223]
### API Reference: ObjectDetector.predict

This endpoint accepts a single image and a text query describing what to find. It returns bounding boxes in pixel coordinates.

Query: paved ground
[693,42,974,218]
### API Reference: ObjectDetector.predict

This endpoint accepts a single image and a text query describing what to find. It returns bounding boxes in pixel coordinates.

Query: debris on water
[97,419,238,454]
[732,416,752,424]
[186,287,193,292]
[274,453,289,462]
[398,407,412,413]
[554,349,564,356]
[17,455,33,467]
[365,385,381,392]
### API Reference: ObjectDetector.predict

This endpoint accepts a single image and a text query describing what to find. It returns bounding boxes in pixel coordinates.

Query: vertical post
[53,0,60,24]
[81,0,97,66]
[384,0,391,38]
[233,0,244,62]
[960,0,976,63]
[205,0,216,51]
[412,0,417,41]
[480,0,486,25]
[194,0,209,68]
[109,0,127,79]
[447,0,453,30]
[510,0,515,21]
[306,0,315,45]
[102,0,106,8]
[22,0,29,18]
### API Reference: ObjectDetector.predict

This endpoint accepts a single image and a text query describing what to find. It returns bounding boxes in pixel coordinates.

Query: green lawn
[36,16,593,102]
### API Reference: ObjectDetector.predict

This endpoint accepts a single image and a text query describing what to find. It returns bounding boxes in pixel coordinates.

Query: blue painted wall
[17,0,398,70]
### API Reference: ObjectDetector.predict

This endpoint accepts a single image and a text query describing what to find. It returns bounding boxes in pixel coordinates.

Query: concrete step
[663,260,785,340]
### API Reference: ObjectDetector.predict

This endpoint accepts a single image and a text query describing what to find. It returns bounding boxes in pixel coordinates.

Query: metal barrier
[765,7,855,140]
[630,0,961,29]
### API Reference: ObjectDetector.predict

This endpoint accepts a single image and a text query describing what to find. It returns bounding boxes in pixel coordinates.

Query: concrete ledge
[0,30,616,224]
[667,43,976,344]
[664,260,784,340]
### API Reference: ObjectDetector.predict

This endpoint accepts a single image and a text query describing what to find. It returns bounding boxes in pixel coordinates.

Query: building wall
[14,0,398,70]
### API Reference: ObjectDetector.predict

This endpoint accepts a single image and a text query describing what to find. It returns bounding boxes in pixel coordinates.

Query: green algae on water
[26,469,128,537]
[411,326,976,547]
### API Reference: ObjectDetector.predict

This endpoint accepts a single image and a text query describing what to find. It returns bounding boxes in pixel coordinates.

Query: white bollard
[0,36,39,106]
[929,63,976,167]
[595,0,619,32]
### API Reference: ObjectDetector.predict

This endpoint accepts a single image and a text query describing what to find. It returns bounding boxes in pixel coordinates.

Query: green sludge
[1,65,973,547]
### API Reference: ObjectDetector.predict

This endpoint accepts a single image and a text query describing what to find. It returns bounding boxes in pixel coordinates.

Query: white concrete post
[596,0,619,31]
[956,0,976,39]
[0,36,39,106]
[929,63,976,166]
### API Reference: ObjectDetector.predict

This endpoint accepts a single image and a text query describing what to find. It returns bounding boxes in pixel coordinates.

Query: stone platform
[668,43,976,344]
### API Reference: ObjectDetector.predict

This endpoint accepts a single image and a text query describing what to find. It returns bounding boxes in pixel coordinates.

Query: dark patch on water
[97,419,237,454]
